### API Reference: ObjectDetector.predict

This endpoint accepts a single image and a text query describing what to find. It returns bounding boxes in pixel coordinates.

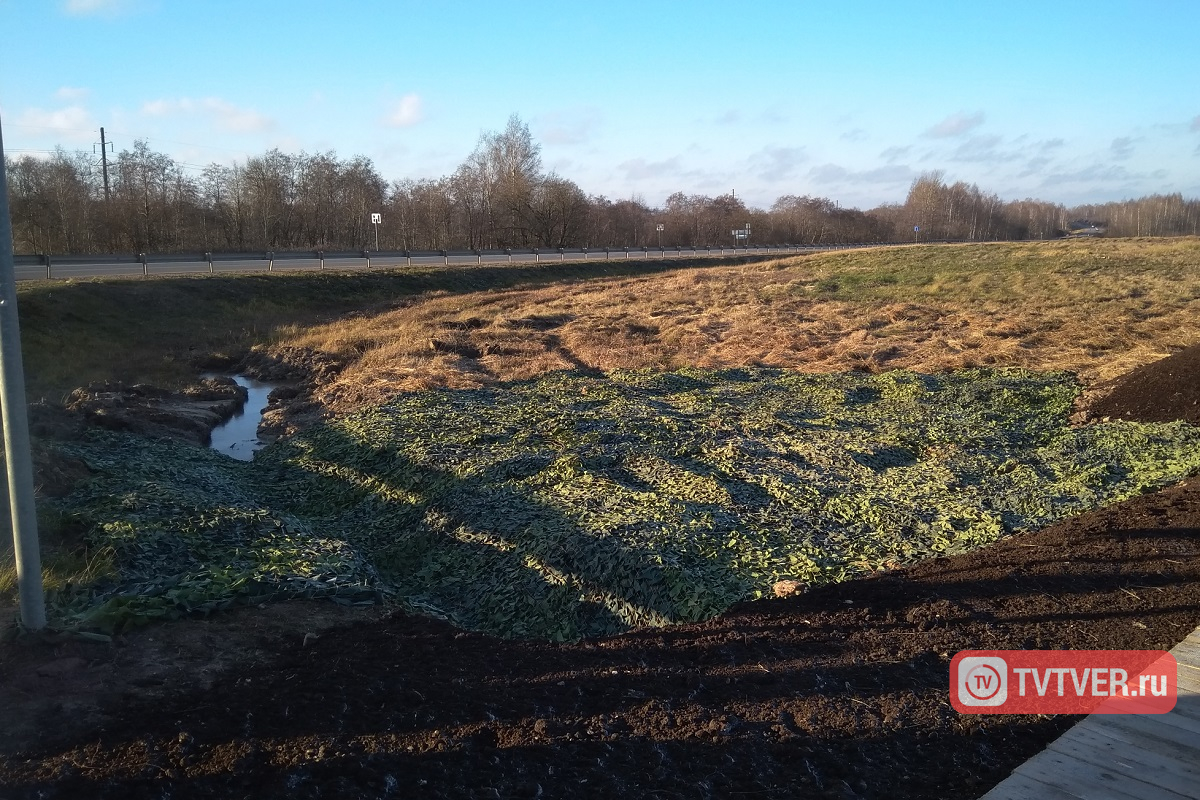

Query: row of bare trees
[7,118,1200,255]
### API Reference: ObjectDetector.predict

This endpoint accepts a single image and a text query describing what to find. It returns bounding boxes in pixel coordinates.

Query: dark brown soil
[1085,341,1200,424]
[2,345,1199,800]
[61,378,248,445]
[2,479,1199,800]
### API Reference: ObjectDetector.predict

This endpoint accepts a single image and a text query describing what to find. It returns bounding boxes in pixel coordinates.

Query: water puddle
[208,376,276,460]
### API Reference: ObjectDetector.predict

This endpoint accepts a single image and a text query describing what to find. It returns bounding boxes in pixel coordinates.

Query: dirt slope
[1087,341,1200,424]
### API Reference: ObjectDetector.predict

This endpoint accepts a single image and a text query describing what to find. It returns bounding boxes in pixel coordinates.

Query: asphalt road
[12,244,856,281]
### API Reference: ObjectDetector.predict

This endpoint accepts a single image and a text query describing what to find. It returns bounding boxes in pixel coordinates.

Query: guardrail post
[506,248,512,264]
[442,249,448,266]
[267,250,275,271]
[624,246,629,260]
[363,249,371,270]
[205,251,213,274]
[139,252,147,277]
[558,247,564,263]
[534,248,539,264]
[582,247,589,261]
[475,249,481,266]
[404,249,411,268]
[317,250,324,270]
[43,253,51,280]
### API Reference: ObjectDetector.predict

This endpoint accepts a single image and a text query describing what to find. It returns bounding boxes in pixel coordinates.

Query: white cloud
[205,98,273,133]
[1110,136,1135,161]
[385,94,423,128]
[715,110,741,125]
[840,129,867,143]
[880,146,911,163]
[948,134,1005,162]
[537,108,601,145]
[55,86,89,101]
[924,111,986,139]
[140,97,273,133]
[750,146,807,181]
[16,105,95,139]
[618,156,684,180]
[808,163,916,185]
[63,0,129,15]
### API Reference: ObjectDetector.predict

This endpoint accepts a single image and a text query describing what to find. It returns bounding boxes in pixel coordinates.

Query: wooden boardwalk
[979,628,1200,799]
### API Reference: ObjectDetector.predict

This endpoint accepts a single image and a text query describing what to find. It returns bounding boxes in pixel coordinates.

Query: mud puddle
[207,376,277,460]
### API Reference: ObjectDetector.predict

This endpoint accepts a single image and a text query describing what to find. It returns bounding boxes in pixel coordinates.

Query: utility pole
[0,114,47,630]
[95,127,112,202]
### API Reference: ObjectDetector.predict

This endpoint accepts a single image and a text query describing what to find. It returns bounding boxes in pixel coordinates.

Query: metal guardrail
[12,241,915,281]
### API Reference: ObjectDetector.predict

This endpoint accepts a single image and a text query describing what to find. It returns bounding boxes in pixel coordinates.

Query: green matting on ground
[49,367,1200,640]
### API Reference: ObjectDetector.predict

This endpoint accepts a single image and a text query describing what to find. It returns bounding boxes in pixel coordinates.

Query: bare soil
[2,340,1199,800]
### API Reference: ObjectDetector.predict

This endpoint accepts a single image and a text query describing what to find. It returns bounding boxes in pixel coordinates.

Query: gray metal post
[0,118,47,629]
[139,252,147,276]
[205,251,213,274]
[43,253,51,280]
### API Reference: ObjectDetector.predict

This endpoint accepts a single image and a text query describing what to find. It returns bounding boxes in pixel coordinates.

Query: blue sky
[3,0,1198,209]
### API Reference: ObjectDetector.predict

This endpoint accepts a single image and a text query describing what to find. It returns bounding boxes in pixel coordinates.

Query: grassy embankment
[281,237,1200,411]
[4,238,1200,631]
[4,253,776,601]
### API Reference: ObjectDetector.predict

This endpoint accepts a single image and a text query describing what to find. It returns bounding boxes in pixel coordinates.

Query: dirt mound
[63,378,248,445]
[3,474,1200,800]
[1085,342,1200,424]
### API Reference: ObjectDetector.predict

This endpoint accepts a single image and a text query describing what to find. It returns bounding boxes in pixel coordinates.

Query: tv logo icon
[957,656,1008,706]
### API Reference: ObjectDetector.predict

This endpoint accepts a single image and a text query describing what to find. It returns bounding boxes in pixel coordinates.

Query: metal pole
[99,127,111,203]
[0,118,46,630]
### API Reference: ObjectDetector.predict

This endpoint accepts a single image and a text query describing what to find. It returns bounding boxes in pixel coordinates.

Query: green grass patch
[46,366,1200,639]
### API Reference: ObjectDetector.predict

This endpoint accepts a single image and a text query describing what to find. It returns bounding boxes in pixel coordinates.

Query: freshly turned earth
[1086,341,1200,424]
[1,346,1199,800]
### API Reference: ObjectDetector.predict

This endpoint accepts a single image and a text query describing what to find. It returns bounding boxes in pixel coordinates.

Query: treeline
[7,115,1200,255]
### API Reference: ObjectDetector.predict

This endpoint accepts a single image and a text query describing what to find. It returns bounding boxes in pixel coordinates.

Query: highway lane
[13,244,860,282]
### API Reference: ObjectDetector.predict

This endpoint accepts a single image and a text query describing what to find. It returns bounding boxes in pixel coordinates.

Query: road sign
[656,224,664,231]
[914,226,920,232]
[371,213,382,224]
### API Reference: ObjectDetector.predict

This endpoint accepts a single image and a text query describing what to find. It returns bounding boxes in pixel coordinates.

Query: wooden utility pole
[0,114,46,630]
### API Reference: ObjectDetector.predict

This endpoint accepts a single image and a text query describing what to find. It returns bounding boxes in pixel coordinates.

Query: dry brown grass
[271,238,1200,413]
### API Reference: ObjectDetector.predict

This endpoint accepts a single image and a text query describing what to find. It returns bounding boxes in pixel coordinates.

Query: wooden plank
[1169,695,1200,724]
[1169,639,1200,665]
[1045,724,1200,797]
[1008,747,1176,800]
[976,771,1091,800]
[982,626,1200,800]
[1091,707,1200,747]
[1174,667,1200,694]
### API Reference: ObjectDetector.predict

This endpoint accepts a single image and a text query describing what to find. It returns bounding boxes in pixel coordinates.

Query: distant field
[15,238,1200,406]
[279,237,1200,412]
